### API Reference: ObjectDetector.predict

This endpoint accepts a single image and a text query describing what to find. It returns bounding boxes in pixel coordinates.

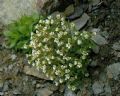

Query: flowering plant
[26,14,94,91]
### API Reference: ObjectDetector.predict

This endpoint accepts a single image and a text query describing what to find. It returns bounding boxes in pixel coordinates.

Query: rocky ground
[0,0,120,96]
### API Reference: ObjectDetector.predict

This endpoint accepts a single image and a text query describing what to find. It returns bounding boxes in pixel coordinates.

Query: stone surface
[92,81,104,95]
[3,81,9,91]
[66,5,83,20]
[73,13,90,30]
[0,80,4,91]
[50,11,64,18]
[112,42,120,51]
[35,88,53,96]
[101,31,109,39]
[91,0,100,6]
[104,83,112,96]
[37,0,51,9]
[92,45,100,54]
[117,52,120,57]
[90,28,100,33]
[23,66,50,80]
[92,34,108,45]
[106,62,120,80]
[90,60,98,67]
[64,4,74,16]
[0,92,4,96]
[0,0,38,25]
[64,88,76,96]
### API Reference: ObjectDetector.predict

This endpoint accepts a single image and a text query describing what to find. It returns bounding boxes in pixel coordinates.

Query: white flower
[45,19,50,24]
[56,50,60,54]
[51,19,54,24]
[77,64,82,68]
[71,23,75,27]
[71,86,76,91]
[65,74,70,80]
[61,17,64,21]
[68,85,71,89]
[42,61,46,64]
[55,70,60,75]
[74,61,77,65]
[38,43,42,47]
[75,75,77,79]
[84,34,89,39]
[85,73,89,77]
[55,82,59,86]
[42,65,46,73]
[59,79,63,83]
[55,27,59,31]
[53,65,56,70]
[77,40,82,45]
[43,27,47,31]
[48,16,52,19]
[93,32,96,35]
[64,31,67,35]
[61,22,64,26]
[65,69,70,73]
[50,32,54,35]
[35,24,39,29]
[43,38,48,42]
[69,63,72,67]
[75,31,79,35]
[44,45,49,50]
[54,38,59,43]
[50,76,54,80]
[62,26,66,30]
[56,14,60,19]
[51,56,55,59]
[73,36,77,40]
[48,61,51,64]
[39,20,42,23]
[46,73,49,77]
[61,65,65,69]
[66,43,71,49]
[43,65,46,69]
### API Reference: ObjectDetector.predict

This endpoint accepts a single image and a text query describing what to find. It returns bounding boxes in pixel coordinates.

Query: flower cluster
[27,14,93,91]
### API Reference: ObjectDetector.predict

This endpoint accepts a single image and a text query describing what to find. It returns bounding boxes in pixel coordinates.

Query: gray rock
[90,28,100,33]
[101,31,109,39]
[37,0,50,9]
[92,45,100,54]
[92,81,104,95]
[112,42,120,51]
[91,0,100,6]
[0,80,4,91]
[35,88,53,96]
[117,52,120,57]
[99,72,107,82]
[90,60,98,67]
[10,54,17,61]
[3,81,9,91]
[64,88,76,96]
[73,13,90,30]
[50,11,64,18]
[92,34,108,45]
[23,66,50,80]
[0,92,4,96]
[0,0,38,25]
[106,62,120,80]
[64,4,74,16]
[13,89,21,95]
[66,6,84,20]
[104,83,112,96]
[0,67,3,72]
